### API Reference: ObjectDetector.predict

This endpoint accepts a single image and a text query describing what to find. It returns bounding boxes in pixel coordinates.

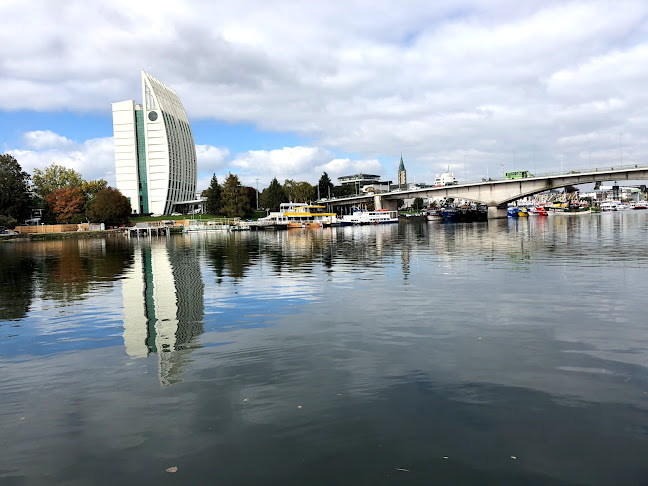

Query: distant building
[112,71,197,215]
[434,171,458,186]
[338,174,382,187]
[397,155,407,188]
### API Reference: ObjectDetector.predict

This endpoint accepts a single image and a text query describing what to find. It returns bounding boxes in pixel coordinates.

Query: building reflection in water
[121,239,204,386]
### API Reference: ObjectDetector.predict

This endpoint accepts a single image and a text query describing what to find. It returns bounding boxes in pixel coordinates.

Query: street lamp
[620,133,623,168]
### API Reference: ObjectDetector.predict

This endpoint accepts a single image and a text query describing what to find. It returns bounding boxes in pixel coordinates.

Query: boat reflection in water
[121,239,204,386]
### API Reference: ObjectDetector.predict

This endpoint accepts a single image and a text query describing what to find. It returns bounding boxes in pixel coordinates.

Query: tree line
[204,172,357,217]
[0,154,131,228]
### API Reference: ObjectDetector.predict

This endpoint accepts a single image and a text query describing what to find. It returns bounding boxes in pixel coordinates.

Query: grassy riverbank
[131,211,267,222]
[1,229,124,242]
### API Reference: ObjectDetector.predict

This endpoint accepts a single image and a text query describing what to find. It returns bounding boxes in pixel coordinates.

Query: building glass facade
[112,71,197,215]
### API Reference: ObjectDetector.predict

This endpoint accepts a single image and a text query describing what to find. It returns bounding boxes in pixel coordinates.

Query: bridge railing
[320,164,648,202]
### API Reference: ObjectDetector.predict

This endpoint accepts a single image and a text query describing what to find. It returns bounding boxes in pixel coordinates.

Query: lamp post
[620,133,623,168]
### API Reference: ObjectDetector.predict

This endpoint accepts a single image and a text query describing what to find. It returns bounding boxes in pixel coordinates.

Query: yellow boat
[285,205,337,228]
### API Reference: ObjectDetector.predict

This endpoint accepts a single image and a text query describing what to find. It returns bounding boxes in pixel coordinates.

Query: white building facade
[113,71,197,215]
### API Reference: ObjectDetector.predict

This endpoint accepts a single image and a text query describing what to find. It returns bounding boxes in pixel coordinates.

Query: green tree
[0,154,32,222]
[261,177,287,211]
[412,197,424,211]
[81,179,108,199]
[221,173,250,218]
[32,163,84,199]
[318,172,334,199]
[332,184,355,198]
[203,175,222,214]
[243,186,257,211]
[81,179,108,216]
[284,179,316,203]
[87,187,131,226]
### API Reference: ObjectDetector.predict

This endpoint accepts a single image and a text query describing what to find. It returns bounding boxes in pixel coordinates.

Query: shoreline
[0,229,124,242]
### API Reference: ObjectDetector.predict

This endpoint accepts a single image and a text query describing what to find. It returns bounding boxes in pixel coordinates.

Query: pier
[126,221,172,237]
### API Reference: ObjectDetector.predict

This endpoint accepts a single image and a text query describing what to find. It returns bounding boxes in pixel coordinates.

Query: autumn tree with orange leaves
[45,186,86,223]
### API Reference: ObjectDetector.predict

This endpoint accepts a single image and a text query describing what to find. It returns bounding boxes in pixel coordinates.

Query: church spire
[398,153,405,171]
[397,153,407,188]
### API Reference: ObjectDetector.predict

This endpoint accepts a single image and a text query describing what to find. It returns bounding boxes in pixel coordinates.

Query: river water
[2,213,648,485]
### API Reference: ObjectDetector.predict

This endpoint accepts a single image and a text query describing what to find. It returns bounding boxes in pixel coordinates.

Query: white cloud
[23,130,76,150]
[8,135,116,185]
[2,1,648,180]
[196,145,230,172]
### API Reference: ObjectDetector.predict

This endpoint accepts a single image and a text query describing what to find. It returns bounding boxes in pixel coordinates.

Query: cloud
[8,135,115,185]
[2,1,648,181]
[196,144,230,172]
[9,131,384,194]
[226,146,386,187]
[23,130,76,150]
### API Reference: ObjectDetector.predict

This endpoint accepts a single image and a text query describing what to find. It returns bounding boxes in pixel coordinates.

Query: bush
[0,215,18,229]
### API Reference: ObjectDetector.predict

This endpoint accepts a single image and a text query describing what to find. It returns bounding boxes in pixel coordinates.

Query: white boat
[600,201,618,211]
[632,201,648,210]
[341,209,399,225]
[617,203,630,210]
[426,209,444,222]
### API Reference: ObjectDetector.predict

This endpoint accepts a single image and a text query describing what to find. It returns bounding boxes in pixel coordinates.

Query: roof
[398,155,405,171]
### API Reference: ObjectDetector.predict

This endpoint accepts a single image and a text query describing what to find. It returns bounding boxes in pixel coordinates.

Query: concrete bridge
[322,165,648,218]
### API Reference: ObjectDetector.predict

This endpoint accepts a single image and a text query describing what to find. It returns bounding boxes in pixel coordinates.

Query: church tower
[397,155,407,188]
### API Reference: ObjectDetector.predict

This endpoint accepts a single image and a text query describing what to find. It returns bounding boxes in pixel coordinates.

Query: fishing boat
[528,206,549,216]
[441,207,459,222]
[517,207,529,217]
[507,206,520,218]
[426,209,444,222]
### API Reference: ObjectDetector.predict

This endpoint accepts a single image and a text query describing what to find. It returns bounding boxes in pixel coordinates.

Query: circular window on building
[148,111,158,121]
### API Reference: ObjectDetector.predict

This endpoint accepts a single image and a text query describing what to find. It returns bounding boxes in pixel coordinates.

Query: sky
[1,0,647,192]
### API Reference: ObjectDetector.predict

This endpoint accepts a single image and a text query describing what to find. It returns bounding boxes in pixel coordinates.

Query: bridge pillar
[487,206,508,219]
[374,195,398,211]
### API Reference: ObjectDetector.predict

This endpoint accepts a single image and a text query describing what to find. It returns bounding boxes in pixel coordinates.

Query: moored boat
[632,201,648,210]
[600,201,618,211]
[340,209,399,225]
[441,207,459,222]
[426,209,444,222]
[528,206,548,216]
[285,204,337,228]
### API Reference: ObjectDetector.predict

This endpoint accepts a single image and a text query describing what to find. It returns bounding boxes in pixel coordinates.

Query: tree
[284,179,315,203]
[332,184,355,198]
[81,179,108,199]
[204,175,222,214]
[221,173,250,218]
[32,163,84,199]
[243,186,257,211]
[412,197,424,211]
[87,187,131,226]
[45,186,86,223]
[318,172,334,199]
[261,178,287,211]
[0,154,32,222]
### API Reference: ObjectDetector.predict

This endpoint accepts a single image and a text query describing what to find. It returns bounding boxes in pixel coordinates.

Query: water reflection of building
[121,240,204,386]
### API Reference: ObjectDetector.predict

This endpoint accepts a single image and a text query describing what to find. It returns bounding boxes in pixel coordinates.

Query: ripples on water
[2,213,648,485]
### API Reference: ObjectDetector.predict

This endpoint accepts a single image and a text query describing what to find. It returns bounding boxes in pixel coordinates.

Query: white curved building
[112,71,197,215]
